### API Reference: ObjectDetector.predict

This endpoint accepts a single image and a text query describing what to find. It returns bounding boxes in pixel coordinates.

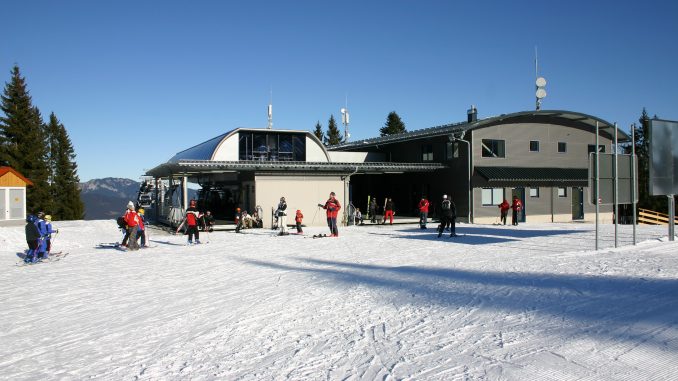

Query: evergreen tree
[325,115,342,146]
[379,111,407,136]
[0,66,52,212]
[47,112,84,220]
[313,121,325,143]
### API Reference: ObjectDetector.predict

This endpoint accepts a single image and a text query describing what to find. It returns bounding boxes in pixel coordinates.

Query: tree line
[313,111,407,145]
[0,65,84,220]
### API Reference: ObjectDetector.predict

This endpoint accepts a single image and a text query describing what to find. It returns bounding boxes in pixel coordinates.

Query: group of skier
[498,196,523,226]
[23,212,58,263]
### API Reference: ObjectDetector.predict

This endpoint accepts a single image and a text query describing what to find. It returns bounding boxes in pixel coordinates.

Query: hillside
[79,178,141,220]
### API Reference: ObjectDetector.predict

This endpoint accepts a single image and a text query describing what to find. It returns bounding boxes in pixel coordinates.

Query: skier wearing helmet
[184,199,202,244]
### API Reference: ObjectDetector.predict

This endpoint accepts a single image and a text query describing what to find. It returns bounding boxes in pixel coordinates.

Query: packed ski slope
[1,220,677,380]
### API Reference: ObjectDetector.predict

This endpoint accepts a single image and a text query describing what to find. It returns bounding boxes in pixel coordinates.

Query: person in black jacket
[24,214,42,263]
[438,195,457,238]
[276,196,288,236]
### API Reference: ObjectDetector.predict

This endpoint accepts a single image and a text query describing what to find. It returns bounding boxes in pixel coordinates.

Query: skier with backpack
[438,195,457,238]
[24,214,42,263]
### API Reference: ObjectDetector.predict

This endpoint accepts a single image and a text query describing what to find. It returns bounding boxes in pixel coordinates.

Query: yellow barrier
[638,208,678,225]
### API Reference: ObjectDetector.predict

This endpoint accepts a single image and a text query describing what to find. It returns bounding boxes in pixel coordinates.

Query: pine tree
[379,111,407,136]
[0,66,52,213]
[313,121,325,143]
[325,115,342,146]
[47,112,84,220]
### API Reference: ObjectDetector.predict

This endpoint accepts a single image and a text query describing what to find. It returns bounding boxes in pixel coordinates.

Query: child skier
[24,214,41,263]
[295,209,304,233]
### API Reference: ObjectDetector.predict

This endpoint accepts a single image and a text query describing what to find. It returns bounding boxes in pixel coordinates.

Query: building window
[558,142,567,153]
[422,144,433,162]
[446,142,459,160]
[481,139,505,158]
[481,188,504,206]
[558,187,567,197]
[588,144,606,153]
[529,141,540,152]
[530,187,540,198]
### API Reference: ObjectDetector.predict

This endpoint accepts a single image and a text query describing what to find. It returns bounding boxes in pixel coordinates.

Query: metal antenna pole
[535,46,539,111]
[595,121,600,251]
[631,124,637,245]
[614,122,619,248]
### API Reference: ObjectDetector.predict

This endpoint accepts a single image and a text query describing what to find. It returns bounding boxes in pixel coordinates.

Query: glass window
[558,142,567,153]
[558,187,567,197]
[530,188,540,197]
[482,188,504,206]
[529,141,539,152]
[446,142,459,160]
[481,139,505,158]
[588,144,605,153]
[422,144,433,162]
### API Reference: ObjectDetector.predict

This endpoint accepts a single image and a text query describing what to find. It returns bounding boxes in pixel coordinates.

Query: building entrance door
[572,187,584,220]
[512,187,526,222]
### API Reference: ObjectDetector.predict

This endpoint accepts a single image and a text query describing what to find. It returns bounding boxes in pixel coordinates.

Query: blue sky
[3,1,677,181]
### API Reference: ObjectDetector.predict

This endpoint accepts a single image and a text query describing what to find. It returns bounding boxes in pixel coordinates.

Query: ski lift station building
[146,109,629,227]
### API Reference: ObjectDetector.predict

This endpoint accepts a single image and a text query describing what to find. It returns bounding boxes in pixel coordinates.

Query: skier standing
[276,197,288,236]
[418,196,430,229]
[34,212,49,260]
[383,198,395,225]
[44,215,58,254]
[136,208,147,247]
[295,209,304,233]
[498,199,510,225]
[183,199,202,244]
[203,210,215,232]
[24,214,41,263]
[124,201,140,250]
[320,191,341,237]
[511,196,523,226]
[437,195,457,238]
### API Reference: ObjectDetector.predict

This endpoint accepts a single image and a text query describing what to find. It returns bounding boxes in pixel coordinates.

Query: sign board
[649,119,678,195]
[588,153,638,205]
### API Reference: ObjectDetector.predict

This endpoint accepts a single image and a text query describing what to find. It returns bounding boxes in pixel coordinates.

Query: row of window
[481,187,567,206]
[421,140,607,161]
[482,139,606,158]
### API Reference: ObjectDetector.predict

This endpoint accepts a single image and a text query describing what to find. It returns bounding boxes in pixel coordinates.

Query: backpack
[441,200,451,211]
[116,216,126,229]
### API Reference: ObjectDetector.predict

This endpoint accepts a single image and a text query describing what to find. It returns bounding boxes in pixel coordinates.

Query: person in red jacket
[295,209,304,233]
[319,191,341,237]
[498,199,510,225]
[418,196,430,229]
[184,199,202,244]
[511,196,523,226]
[123,201,140,251]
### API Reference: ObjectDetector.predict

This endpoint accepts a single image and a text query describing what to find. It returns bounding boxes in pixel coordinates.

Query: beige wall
[212,133,239,161]
[306,136,330,162]
[255,175,345,228]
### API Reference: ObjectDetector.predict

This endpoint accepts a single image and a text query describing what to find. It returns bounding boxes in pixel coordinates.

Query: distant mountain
[79,177,198,220]
[79,178,141,220]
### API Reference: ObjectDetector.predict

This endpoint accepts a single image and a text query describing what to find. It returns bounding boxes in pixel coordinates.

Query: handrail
[638,208,678,225]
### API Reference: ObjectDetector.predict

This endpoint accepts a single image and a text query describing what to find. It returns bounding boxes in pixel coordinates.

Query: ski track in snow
[1,220,677,380]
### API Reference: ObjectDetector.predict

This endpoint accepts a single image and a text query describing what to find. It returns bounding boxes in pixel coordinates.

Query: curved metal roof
[168,128,331,163]
[330,110,630,150]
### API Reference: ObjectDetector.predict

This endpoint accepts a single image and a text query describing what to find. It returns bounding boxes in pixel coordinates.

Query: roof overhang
[475,166,588,187]
[146,160,445,178]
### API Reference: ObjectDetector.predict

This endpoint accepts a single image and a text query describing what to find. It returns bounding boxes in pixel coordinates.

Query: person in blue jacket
[34,212,49,260]
[24,214,41,263]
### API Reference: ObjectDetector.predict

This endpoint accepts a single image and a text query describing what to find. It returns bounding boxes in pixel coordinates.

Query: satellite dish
[536,88,547,99]
[536,77,547,87]
[340,108,346,114]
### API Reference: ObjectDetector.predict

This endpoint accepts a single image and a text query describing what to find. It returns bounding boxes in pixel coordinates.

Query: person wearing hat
[182,199,202,244]
[319,191,341,237]
[136,208,147,247]
[44,215,58,255]
[34,212,50,260]
[438,194,457,238]
[418,196,430,229]
[295,209,304,233]
[123,201,140,250]
[276,196,288,236]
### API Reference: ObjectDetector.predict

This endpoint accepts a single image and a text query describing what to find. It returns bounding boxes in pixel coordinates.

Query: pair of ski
[17,251,69,267]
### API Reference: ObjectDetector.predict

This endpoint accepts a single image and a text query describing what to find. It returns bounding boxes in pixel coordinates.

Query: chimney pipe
[467,105,477,123]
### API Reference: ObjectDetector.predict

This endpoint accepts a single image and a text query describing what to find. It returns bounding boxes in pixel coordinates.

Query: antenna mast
[535,46,547,110]
[267,88,273,129]
[341,94,350,142]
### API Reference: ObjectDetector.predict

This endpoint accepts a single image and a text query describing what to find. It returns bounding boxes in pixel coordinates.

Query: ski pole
[47,230,59,255]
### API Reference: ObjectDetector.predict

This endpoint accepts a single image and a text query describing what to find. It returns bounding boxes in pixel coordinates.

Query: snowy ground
[1,220,677,381]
